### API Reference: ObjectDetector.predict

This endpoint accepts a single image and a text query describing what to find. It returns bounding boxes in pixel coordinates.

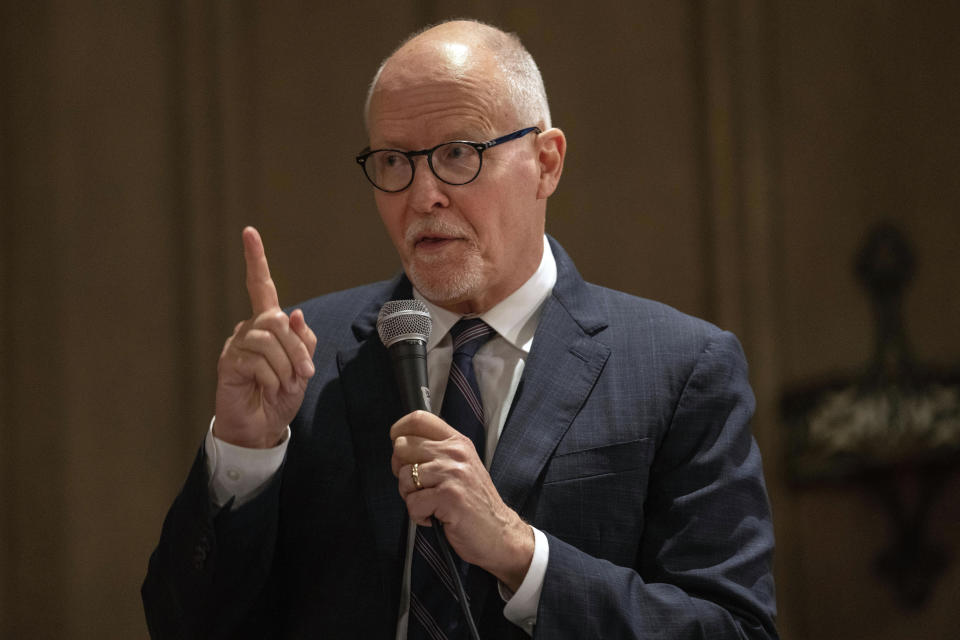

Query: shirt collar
[415,235,557,353]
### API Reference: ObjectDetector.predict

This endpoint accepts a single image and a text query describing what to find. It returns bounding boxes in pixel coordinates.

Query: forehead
[368,42,513,147]
[369,82,503,147]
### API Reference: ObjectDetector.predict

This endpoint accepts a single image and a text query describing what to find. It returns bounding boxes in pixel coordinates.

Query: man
[144,20,778,639]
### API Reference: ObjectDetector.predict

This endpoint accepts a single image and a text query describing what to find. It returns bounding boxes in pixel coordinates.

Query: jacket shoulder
[585,283,729,352]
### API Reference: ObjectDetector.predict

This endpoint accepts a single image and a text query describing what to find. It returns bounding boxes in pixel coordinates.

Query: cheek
[375,195,406,241]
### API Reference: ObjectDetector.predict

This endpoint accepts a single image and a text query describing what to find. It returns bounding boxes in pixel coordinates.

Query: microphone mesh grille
[377,299,432,347]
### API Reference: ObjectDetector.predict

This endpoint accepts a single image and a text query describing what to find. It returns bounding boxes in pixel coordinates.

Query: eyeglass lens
[365,142,480,192]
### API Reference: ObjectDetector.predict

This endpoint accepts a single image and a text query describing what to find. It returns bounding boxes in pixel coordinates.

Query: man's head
[364,20,566,315]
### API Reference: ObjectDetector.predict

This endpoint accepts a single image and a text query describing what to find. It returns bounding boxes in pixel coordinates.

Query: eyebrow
[376,129,493,151]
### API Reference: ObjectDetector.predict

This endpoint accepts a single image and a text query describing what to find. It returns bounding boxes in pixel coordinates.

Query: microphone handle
[388,339,432,413]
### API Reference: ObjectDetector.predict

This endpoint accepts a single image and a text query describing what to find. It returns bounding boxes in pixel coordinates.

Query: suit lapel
[489,238,611,515]
[338,277,413,568]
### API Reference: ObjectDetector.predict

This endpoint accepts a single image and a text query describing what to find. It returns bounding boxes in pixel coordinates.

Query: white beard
[401,217,486,305]
[405,250,485,305]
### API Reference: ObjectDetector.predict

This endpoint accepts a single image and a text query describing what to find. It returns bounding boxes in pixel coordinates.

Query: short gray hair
[364,20,551,132]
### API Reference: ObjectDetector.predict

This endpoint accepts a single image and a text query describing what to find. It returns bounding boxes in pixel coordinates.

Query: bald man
[144,21,777,639]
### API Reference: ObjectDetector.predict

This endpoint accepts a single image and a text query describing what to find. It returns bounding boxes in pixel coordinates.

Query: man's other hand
[213,227,317,448]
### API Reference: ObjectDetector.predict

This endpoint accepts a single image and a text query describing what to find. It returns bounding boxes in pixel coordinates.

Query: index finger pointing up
[243,226,280,314]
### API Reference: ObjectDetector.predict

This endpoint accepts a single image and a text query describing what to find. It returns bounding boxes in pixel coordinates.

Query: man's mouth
[414,234,459,249]
[405,220,471,254]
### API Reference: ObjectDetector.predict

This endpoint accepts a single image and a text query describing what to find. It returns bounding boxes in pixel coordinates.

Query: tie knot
[449,318,494,358]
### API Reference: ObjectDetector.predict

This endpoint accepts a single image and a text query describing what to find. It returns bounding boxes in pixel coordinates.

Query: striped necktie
[408,318,494,640]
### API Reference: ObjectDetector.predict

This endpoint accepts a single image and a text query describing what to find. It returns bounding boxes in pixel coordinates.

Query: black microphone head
[377,299,432,348]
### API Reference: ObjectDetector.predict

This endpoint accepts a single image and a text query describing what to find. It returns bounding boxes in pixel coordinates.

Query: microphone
[377,299,483,640]
[376,299,433,413]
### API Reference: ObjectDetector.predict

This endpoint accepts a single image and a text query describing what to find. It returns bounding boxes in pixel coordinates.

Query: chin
[407,262,485,307]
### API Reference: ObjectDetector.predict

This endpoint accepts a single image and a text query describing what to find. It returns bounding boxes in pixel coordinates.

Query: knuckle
[448,460,471,481]
[435,483,457,504]
[248,329,278,351]
[255,312,285,333]
[445,440,470,462]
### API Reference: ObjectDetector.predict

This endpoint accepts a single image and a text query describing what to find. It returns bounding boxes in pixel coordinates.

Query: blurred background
[2,1,958,638]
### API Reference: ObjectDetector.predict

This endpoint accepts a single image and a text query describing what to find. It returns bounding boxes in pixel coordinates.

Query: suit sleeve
[141,447,283,639]
[534,330,778,639]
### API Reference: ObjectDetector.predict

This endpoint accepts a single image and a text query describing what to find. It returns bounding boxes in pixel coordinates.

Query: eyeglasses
[355,126,541,193]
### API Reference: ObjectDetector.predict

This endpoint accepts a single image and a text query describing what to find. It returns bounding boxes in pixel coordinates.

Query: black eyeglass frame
[355,126,542,193]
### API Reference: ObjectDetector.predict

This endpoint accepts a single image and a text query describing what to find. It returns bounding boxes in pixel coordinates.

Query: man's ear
[536,128,566,199]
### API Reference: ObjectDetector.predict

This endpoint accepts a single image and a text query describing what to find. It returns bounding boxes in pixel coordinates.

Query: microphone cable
[430,515,481,640]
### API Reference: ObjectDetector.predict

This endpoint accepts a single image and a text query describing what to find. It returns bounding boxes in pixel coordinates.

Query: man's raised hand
[213,227,317,448]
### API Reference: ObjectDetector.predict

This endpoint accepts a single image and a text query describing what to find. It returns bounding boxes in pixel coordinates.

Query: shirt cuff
[204,416,290,508]
[500,526,548,636]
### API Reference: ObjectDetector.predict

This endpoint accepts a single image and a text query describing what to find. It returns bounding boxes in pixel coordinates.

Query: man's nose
[407,156,450,213]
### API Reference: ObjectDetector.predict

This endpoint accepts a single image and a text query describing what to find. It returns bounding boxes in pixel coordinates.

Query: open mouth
[415,235,459,249]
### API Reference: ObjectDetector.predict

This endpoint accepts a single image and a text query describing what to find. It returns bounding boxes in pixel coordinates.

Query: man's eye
[439,144,471,163]
[379,152,405,169]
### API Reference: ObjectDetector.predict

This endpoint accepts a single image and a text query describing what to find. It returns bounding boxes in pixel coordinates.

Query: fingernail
[299,360,315,377]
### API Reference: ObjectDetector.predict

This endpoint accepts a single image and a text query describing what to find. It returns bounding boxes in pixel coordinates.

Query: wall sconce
[781,222,960,607]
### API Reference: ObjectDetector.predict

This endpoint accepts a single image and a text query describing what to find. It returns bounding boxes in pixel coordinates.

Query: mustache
[404,218,472,245]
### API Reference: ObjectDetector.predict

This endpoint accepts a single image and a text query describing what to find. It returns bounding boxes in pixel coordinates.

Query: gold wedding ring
[411,462,423,490]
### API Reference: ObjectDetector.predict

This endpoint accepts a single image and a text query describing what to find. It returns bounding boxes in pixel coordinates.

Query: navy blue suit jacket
[143,237,777,638]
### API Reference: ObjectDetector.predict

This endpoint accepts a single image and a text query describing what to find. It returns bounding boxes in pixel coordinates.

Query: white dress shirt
[206,235,556,637]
